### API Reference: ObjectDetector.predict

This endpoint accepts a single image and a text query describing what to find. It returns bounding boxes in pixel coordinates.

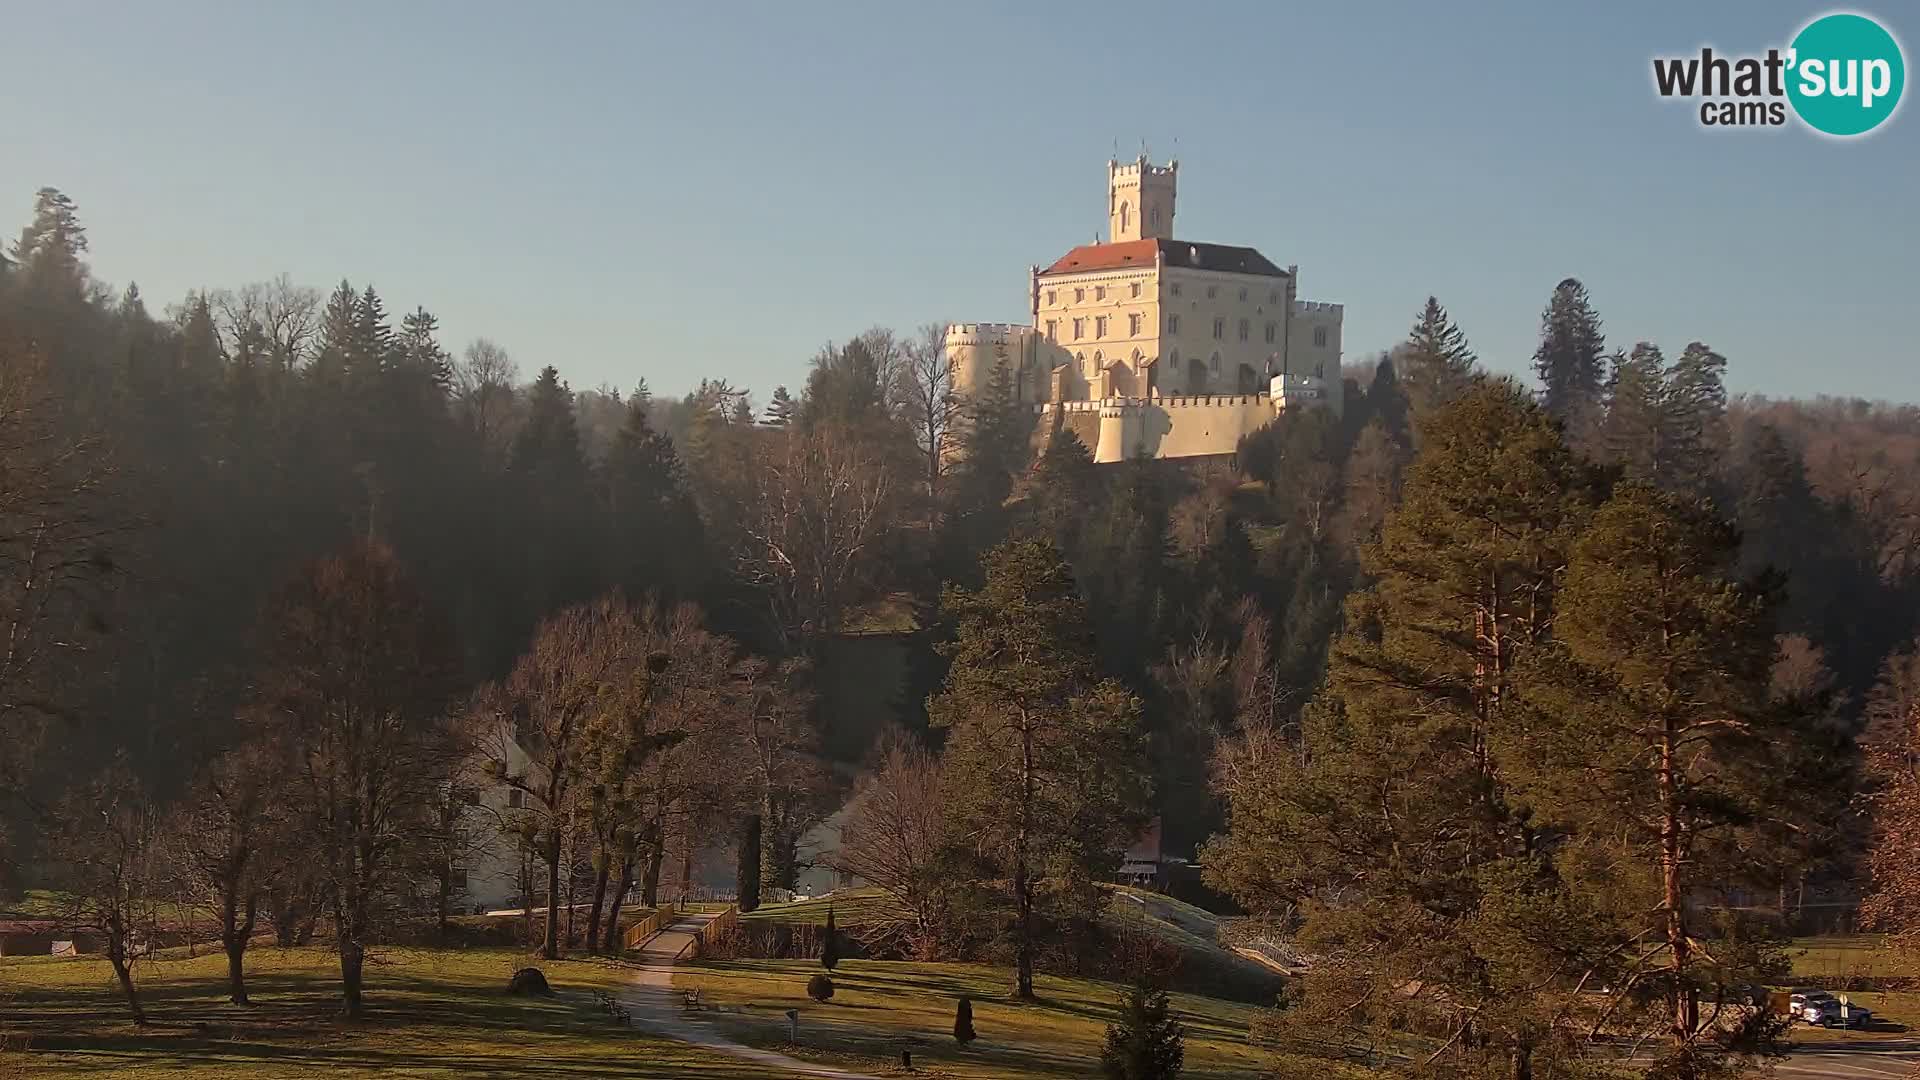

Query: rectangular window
[1207,285,1218,299]
[1095,285,1106,300]
[1095,315,1108,338]
[1073,318,1085,340]
[1046,290,1056,305]
[1269,290,1280,305]
[1239,287,1249,302]
[1264,322,1277,344]
[1074,287,1085,303]
[1212,317,1225,340]
[1170,283,1183,297]
[1237,318,1250,342]
[1045,319,1058,341]
[507,788,525,809]
[1166,314,1180,334]
[1128,313,1141,336]
[1314,326,1329,347]
[1129,282,1141,298]
[451,868,470,891]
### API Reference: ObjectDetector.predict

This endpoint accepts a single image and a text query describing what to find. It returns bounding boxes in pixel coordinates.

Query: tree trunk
[542,830,562,960]
[585,850,612,955]
[339,936,365,1019]
[1014,716,1035,1001]
[107,920,146,1025]
[1510,1044,1533,1080]
[225,895,257,1005]
[641,844,665,908]
[1660,711,1695,1045]
[603,846,636,954]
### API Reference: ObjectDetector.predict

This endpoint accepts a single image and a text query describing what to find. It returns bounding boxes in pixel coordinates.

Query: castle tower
[1108,155,1177,242]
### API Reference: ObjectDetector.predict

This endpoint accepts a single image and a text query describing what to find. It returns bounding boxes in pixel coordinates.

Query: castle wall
[1287,300,1346,414]
[1042,394,1278,463]
[1158,266,1294,397]
[1036,267,1161,396]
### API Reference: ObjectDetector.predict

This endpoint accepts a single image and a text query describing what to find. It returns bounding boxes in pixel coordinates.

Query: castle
[946,156,1344,463]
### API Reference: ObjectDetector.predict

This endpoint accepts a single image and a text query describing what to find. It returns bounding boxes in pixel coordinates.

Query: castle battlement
[945,322,1034,344]
[1294,300,1343,315]
[1107,158,1178,179]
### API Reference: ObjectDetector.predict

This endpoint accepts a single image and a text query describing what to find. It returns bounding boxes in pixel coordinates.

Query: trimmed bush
[806,973,835,1002]
[821,905,841,971]
[954,995,977,1044]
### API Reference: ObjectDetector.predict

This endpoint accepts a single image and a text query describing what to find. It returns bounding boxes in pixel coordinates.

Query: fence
[619,902,677,953]
[691,905,740,959]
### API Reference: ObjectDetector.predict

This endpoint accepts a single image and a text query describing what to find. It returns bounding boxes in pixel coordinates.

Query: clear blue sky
[2,1,1913,403]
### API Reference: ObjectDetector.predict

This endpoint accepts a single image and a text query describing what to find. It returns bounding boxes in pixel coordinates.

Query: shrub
[954,995,976,1043]
[806,973,834,1002]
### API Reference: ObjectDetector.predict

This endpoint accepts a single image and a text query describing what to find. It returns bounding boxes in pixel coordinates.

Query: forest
[6,184,1920,1078]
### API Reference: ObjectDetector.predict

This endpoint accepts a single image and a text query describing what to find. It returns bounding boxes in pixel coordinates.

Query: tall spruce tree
[1205,380,1604,1079]
[1396,296,1477,423]
[1531,278,1607,450]
[931,538,1150,1000]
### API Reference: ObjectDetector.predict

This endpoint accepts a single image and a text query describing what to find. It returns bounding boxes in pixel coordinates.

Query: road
[1774,1038,1920,1079]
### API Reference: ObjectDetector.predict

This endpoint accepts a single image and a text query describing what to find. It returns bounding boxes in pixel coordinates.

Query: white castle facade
[946,157,1344,463]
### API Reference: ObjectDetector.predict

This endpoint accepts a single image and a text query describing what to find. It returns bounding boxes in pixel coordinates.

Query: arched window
[1119,201,1130,232]
[1150,207,1161,228]
[1209,352,1221,372]
[1168,348,1179,370]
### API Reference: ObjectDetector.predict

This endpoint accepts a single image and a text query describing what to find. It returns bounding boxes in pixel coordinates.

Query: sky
[1,1,1914,403]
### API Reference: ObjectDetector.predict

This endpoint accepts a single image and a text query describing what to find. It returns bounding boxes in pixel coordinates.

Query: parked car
[1788,988,1873,1028]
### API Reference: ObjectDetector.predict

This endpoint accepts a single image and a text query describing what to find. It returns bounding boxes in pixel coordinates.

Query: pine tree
[952,358,1029,512]
[311,280,360,389]
[400,306,455,395]
[513,366,586,480]
[1204,380,1602,1076]
[1598,344,1666,480]
[1100,984,1185,1080]
[820,905,840,970]
[10,187,89,291]
[1028,425,1097,553]
[764,385,796,427]
[1662,341,1728,492]
[1531,278,1607,449]
[1509,481,1811,1074]
[1396,296,1477,422]
[931,538,1151,1000]
[352,286,396,381]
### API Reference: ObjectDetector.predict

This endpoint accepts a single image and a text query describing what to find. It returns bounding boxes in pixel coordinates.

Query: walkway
[620,912,881,1080]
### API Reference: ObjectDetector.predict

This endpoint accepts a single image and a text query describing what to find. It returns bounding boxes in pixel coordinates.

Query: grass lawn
[670,957,1348,1079]
[741,888,904,926]
[1781,934,1918,1046]
[0,945,807,1078]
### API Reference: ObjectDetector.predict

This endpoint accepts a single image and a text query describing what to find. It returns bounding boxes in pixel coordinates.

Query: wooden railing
[690,904,739,959]
[619,902,677,953]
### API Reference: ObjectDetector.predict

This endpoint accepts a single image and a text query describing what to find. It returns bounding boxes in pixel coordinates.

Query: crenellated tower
[1108,155,1177,242]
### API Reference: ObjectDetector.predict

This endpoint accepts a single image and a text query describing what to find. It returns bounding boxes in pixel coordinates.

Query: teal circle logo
[1787,12,1905,136]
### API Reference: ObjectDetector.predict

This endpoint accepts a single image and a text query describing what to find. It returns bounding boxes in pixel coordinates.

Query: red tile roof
[1041,238,1290,278]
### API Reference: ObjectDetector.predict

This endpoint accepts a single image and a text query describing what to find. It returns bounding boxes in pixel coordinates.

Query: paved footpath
[1771,1037,1920,1080]
[620,912,881,1080]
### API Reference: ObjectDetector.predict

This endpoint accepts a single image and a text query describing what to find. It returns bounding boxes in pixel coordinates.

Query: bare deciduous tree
[262,541,459,1018]
[51,761,165,1025]
[899,323,959,515]
[827,728,946,958]
[457,338,520,464]
[741,426,893,651]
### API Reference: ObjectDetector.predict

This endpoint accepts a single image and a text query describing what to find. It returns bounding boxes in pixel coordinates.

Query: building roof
[1040,238,1290,278]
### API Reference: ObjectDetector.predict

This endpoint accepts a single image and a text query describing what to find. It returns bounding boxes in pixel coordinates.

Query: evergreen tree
[1396,296,1477,422]
[1531,278,1607,449]
[1027,425,1097,553]
[764,385,796,427]
[952,358,1029,511]
[931,538,1151,1000]
[513,366,586,479]
[311,280,360,389]
[736,814,762,913]
[399,306,455,395]
[1509,482,1811,1075]
[10,187,89,290]
[1205,380,1602,1077]
[820,905,840,970]
[1662,341,1728,493]
[953,996,977,1043]
[1598,344,1667,480]
[1099,983,1185,1080]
